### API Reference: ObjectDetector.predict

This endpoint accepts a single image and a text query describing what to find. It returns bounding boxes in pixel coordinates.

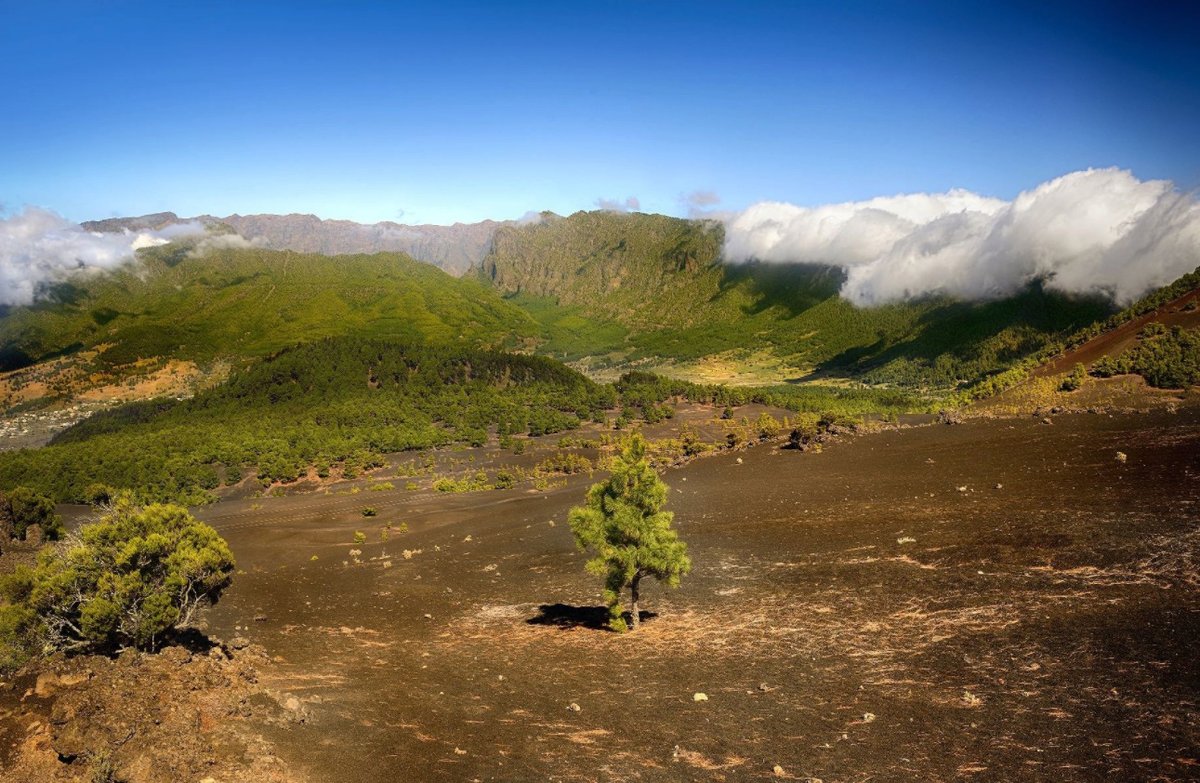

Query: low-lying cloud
[595,196,641,213]
[0,208,207,305]
[723,168,1200,305]
[681,190,726,219]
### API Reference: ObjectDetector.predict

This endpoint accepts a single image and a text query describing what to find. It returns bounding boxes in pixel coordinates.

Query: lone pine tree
[569,433,691,631]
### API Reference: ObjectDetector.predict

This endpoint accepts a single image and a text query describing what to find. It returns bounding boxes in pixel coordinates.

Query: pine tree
[569,434,691,631]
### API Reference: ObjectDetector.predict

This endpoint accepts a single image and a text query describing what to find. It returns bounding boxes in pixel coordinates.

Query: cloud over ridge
[723,168,1200,305]
[0,208,208,306]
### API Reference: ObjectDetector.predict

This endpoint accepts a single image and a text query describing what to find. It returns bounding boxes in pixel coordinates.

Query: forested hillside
[0,338,918,504]
[0,339,609,503]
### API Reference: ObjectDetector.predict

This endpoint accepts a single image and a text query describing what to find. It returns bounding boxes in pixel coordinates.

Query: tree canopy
[569,433,691,631]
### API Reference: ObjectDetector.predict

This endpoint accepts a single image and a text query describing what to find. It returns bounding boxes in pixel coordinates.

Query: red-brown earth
[3,403,1199,782]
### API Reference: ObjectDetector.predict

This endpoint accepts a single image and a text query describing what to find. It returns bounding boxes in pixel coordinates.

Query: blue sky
[2,0,1197,225]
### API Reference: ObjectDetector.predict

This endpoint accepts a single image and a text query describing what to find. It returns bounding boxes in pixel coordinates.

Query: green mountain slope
[0,339,612,503]
[480,211,1116,388]
[1,241,540,373]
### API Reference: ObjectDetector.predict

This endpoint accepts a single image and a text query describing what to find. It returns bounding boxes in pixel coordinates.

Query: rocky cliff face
[480,210,728,329]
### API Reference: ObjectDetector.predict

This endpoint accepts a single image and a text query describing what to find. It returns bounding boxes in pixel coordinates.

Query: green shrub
[0,497,234,660]
[82,483,115,507]
[1059,363,1087,392]
[755,412,783,439]
[1,487,63,542]
[433,477,471,493]
[536,453,593,475]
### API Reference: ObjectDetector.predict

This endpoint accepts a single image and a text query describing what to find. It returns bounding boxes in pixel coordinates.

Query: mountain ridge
[82,211,514,276]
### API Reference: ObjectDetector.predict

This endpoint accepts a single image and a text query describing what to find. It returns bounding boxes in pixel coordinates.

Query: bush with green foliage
[1059,363,1087,392]
[0,498,234,665]
[568,434,691,632]
[536,452,593,475]
[0,487,63,542]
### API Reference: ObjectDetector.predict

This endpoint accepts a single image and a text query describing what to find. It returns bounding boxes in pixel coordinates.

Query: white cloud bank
[723,168,1200,305]
[0,208,207,305]
[595,196,641,213]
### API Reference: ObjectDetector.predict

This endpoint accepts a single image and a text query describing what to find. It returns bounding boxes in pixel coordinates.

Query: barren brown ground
[89,405,1196,782]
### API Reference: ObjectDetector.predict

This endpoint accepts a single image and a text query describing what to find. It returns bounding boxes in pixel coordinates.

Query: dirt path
[186,409,1200,782]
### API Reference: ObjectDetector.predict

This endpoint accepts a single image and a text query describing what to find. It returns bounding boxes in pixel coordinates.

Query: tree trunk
[629,573,642,630]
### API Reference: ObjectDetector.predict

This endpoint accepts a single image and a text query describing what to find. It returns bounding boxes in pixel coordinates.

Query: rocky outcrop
[1,643,303,783]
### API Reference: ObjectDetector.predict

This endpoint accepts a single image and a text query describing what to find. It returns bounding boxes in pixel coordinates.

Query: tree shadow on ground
[60,627,220,663]
[526,603,657,631]
[165,627,222,655]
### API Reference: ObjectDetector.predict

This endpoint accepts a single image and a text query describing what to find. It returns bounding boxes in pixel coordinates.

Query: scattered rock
[229,636,250,650]
[735,458,743,464]
[773,764,786,777]
[936,409,962,425]
[861,712,876,723]
[1041,417,1053,425]
[1115,451,1128,463]
[692,692,708,702]
[566,702,581,712]
[994,483,1003,489]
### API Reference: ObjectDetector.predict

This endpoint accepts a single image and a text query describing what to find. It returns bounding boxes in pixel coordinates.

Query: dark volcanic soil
[171,409,1200,782]
[6,407,1200,782]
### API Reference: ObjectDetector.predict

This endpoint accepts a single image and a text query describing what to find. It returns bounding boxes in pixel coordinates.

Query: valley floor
[4,406,1199,782]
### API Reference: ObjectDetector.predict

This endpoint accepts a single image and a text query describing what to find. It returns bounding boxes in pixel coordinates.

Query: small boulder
[34,672,59,698]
